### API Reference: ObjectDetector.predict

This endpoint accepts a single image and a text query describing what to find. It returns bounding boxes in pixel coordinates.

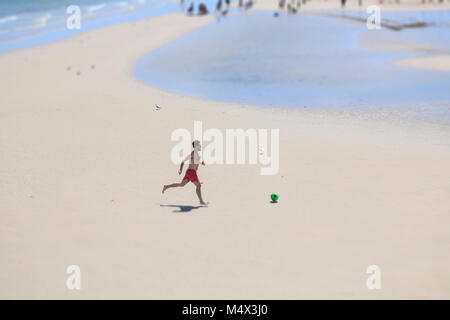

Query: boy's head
[192,140,201,151]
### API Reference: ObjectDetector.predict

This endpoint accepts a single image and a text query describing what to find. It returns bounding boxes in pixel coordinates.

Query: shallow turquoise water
[134,10,450,110]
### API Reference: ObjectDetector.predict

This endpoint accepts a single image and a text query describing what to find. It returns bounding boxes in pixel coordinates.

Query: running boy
[162,140,208,205]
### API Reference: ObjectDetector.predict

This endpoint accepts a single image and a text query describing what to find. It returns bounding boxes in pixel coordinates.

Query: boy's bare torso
[188,150,200,171]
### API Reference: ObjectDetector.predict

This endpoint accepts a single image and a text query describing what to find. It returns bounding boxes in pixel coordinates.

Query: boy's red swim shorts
[183,169,199,183]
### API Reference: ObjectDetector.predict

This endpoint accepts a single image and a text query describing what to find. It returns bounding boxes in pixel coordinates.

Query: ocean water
[0,0,220,52]
[134,10,450,110]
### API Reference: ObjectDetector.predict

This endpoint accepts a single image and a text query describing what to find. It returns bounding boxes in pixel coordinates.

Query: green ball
[271,193,279,202]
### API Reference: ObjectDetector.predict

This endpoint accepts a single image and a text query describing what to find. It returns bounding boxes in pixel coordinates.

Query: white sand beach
[1,2,450,299]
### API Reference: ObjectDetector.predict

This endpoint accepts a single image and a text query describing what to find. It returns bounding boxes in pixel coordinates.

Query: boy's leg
[162,179,189,193]
[193,181,208,205]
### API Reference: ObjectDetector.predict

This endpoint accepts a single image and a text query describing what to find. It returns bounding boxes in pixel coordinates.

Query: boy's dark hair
[192,140,200,148]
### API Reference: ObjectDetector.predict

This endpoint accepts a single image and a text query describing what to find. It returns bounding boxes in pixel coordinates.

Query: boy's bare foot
[200,201,209,206]
[162,185,168,194]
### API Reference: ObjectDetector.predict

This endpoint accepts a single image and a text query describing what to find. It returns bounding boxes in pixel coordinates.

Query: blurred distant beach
[1,0,450,299]
[0,0,221,52]
[1,0,449,52]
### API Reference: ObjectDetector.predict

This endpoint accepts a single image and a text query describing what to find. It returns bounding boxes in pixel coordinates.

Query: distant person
[288,0,298,12]
[198,3,209,15]
[225,0,231,9]
[358,0,362,6]
[239,0,244,7]
[279,0,286,9]
[187,2,194,15]
[287,3,297,13]
[216,0,222,12]
[245,0,254,10]
[162,140,208,206]
[341,0,346,8]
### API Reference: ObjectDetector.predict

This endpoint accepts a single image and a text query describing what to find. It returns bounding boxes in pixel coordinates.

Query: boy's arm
[195,150,205,165]
[178,162,184,175]
[179,154,190,175]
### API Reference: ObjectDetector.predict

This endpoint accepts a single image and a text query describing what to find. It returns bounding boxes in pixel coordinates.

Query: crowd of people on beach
[281,0,448,10]
[180,0,256,17]
[180,0,449,17]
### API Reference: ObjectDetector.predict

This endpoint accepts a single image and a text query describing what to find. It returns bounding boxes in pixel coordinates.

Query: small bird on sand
[155,104,161,111]
[259,146,264,155]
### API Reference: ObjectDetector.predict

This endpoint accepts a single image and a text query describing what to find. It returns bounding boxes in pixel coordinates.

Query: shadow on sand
[160,204,204,213]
